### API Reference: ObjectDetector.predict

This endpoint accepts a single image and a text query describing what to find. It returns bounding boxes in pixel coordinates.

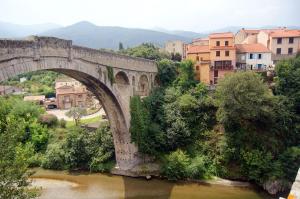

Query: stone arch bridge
[0,36,158,171]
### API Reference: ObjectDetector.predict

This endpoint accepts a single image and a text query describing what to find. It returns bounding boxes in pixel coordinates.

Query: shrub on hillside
[161,149,190,180]
[41,143,66,170]
[59,118,67,128]
[38,114,58,127]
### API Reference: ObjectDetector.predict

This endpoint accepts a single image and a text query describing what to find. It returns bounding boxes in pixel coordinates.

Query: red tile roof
[262,29,300,38]
[209,32,234,38]
[187,45,209,54]
[235,43,270,53]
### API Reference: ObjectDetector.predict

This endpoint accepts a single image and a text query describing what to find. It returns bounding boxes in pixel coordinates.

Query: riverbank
[30,168,271,199]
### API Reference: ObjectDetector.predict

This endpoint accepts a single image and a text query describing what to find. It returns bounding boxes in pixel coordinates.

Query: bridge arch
[0,36,158,171]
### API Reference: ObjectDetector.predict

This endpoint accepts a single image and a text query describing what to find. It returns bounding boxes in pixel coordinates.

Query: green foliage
[275,56,300,114]
[173,60,198,91]
[65,107,87,126]
[216,71,274,127]
[120,43,171,61]
[38,114,58,127]
[28,120,49,152]
[106,66,115,85]
[5,71,61,95]
[240,149,274,184]
[0,117,37,199]
[279,147,300,182]
[162,149,190,180]
[171,53,182,62]
[9,100,44,122]
[63,124,114,171]
[64,127,91,170]
[59,118,67,128]
[118,42,124,50]
[157,59,177,87]
[42,143,66,170]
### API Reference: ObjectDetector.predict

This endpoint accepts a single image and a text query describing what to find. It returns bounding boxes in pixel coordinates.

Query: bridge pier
[0,36,158,172]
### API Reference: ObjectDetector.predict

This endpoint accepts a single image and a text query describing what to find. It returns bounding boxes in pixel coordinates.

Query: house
[209,32,236,84]
[185,44,210,84]
[257,28,300,64]
[0,85,23,95]
[235,29,260,44]
[55,78,88,109]
[236,43,273,71]
[165,40,184,57]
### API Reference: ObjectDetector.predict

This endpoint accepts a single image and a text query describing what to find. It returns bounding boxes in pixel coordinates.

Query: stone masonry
[0,36,158,171]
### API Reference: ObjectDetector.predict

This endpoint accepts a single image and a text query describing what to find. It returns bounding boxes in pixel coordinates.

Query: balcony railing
[210,65,234,70]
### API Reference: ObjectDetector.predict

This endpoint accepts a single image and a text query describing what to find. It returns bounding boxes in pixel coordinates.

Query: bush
[38,114,58,127]
[28,120,49,152]
[42,143,66,170]
[187,156,208,179]
[59,119,67,128]
[162,149,190,180]
[28,153,44,167]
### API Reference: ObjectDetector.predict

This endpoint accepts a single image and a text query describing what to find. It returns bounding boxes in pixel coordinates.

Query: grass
[66,116,101,128]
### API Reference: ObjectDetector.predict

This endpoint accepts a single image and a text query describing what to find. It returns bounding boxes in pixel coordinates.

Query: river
[30,168,271,199]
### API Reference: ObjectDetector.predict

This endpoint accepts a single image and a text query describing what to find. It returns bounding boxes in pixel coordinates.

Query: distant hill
[0,21,299,50]
[0,21,61,38]
[153,27,207,39]
[40,21,192,49]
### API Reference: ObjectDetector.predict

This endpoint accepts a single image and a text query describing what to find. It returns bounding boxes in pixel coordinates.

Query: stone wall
[0,36,158,171]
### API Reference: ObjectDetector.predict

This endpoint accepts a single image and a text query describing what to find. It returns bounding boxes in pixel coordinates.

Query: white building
[236,43,273,71]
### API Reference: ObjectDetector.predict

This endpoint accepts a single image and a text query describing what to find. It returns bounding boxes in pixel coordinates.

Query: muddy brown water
[30,168,271,199]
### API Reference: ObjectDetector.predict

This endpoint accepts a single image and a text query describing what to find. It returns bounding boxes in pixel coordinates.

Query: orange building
[209,32,236,84]
[185,32,236,85]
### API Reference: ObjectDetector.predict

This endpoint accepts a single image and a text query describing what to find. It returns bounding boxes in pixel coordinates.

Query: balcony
[210,65,234,70]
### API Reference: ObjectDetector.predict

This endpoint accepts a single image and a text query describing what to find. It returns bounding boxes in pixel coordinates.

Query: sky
[0,0,299,32]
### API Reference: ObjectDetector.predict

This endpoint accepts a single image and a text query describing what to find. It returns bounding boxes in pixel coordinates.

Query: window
[216,41,220,46]
[257,64,262,70]
[225,41,229,46]
[216,51,220,56]
[249,53,253,59]
[288,48,293,54]
[277,38,282,44]
[78,95,82,98]
[289,37,294,44]
[196,66,199,71]
[225,51,230,56]
[196,56,199,61]
[258,54,262,59]
[276,48,281,55]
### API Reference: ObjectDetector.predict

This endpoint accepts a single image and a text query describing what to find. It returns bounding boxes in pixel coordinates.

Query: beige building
[165,40,184,57]
[235,29,259,44]
[55,78,88,109]
[257,28,300,63]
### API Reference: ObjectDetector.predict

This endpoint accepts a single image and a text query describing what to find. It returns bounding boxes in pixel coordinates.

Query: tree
[65,107,87,126]
[157,59,177,87]
[171,53,182,62]
[0,118,37,199]
[162,149,190,180]
[173,60,198,92]
[118,42,124,51]
[215,71,275,128]
[120,43,171,61]
[275,56,300,114]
